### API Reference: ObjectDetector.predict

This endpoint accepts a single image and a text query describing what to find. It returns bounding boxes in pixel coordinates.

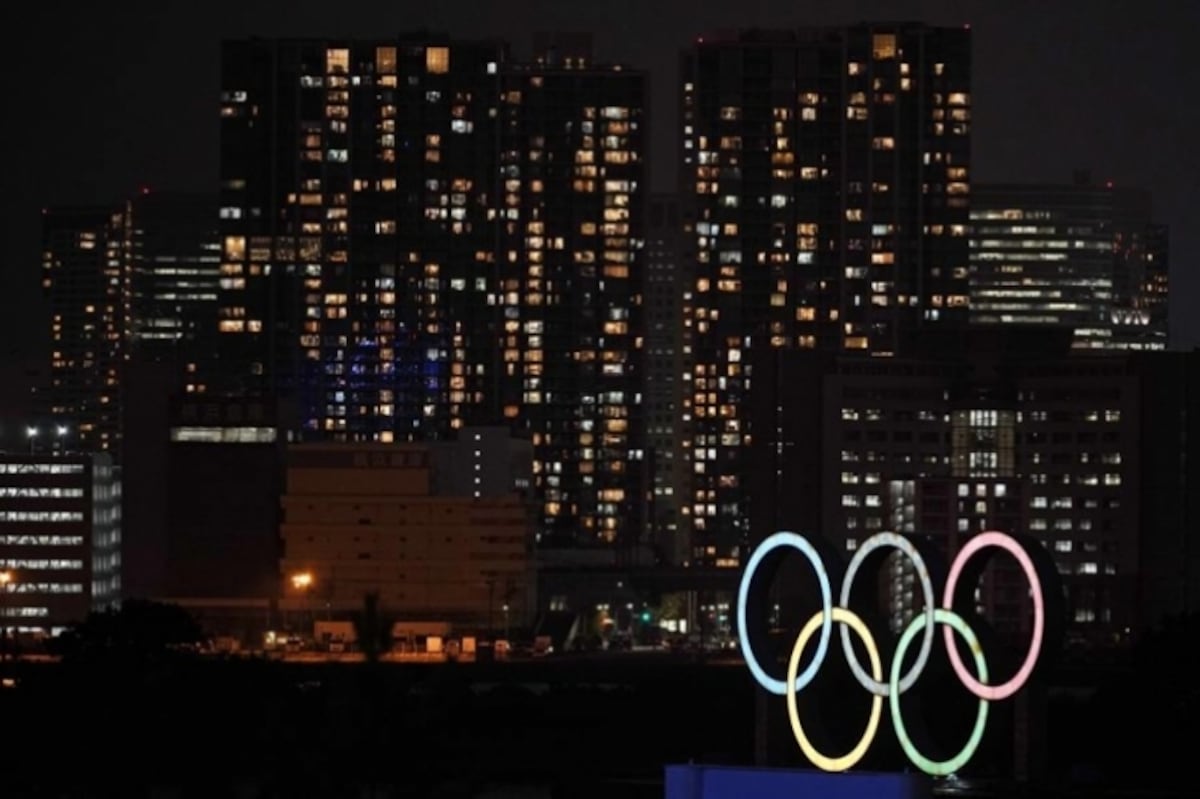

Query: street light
[0,570,13,657]
[25,427,37,455]
[291,572,314,642]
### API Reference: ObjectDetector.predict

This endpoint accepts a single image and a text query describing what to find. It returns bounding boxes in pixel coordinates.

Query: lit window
[375,47,397,74]
[325,49,349,74]
[426,47,450,74]
[872,34,897,60]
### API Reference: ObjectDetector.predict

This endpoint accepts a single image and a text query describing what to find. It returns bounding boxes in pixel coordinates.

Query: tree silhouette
[1084,613,1200,787]
[50,599,204,662]
[352,592,392,663]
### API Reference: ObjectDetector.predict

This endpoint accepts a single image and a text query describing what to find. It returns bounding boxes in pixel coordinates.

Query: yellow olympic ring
[785,607,883,772]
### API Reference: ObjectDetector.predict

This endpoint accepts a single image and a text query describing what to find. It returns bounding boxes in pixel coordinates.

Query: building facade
[969,173,1169,351]
[680,24,972,564]
[122,191,222,363]
[1136,350,1200,629]
[0,453,120,635]
[425,426,534,500]
[750,330,1140,648]
[645,194,688,564]
[40,208,126,458]
[164,395,284,601]
[217,34,646,550]
[279,439,535,628]
[40,194,223,461]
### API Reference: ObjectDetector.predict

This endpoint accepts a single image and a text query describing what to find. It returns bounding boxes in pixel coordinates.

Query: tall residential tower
[40,208,126,457]
[680,24,972,564]
[217,35,646,548]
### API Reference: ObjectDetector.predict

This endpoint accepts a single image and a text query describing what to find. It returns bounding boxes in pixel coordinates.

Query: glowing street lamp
[291,572,314,641]
[53,425,70,456]
[0,570,12,652]
[25,427,37,455]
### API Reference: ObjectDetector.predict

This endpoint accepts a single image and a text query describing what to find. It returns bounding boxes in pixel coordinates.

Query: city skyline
[3,1,1198,422]
[12,17,1194,628]
[4,8,1200,795]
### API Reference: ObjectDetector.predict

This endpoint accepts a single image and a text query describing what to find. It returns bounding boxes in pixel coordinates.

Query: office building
[970,173,1169,351]
[217,34,646,549]
[749,329,1140,648]
[1115,221,1169,351]
[122,191,222,363]
[40,208,126,458]
[680,24,972,564]
[279,438,535,627]
[0,453,120,635]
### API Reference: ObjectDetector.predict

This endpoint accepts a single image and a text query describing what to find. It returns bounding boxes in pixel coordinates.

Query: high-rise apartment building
[680,25,972,564]
[969,173,1169,351]
[40,208,126,457]
[41,194,223,460]
[217,35,646,548]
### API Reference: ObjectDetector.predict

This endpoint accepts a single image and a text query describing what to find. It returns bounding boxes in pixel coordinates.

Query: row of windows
[0,464,84,474]
[0,511,84,522]
[0,535,84,546]
[5,583,85,593]
[0,487,85,498]
[845,491,1122,508]
[843,408,1122,423]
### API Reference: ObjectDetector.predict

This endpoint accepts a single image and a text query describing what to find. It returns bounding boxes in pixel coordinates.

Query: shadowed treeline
[1,610,1198,796]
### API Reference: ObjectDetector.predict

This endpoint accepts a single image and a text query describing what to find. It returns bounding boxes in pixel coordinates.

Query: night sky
[4,0,1197,414]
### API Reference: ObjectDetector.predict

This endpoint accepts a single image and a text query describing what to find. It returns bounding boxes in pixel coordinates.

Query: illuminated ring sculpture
[736,531,833,696]
[890,609,989,776]
[942,531,1044,701]
[737,529,1048,776]
[787,607,883,772]
[840,532,936,696]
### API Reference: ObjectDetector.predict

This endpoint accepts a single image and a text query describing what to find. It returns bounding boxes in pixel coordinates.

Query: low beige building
[280,438,534,631]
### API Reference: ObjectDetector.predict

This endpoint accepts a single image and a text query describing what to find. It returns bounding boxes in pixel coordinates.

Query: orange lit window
[426,47,450,74]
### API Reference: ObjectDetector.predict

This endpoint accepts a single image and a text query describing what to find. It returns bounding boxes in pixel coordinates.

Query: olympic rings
[890,609,989,776]
[943,531,1044,701]
[840,532,936,697]
[787,607,884,772]
[736,529,1049,776]
[736,531,833,696]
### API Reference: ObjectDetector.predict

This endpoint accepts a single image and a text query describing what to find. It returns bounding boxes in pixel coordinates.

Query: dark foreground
[0,654,1193,798]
